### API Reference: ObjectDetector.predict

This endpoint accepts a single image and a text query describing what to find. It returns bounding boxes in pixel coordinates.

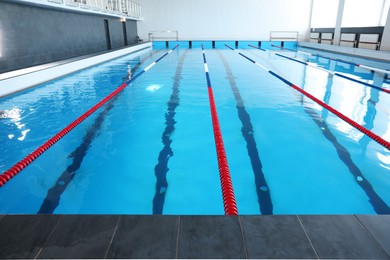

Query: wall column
[380,5,390,51]
[333,0,345,45]
[306,0,314,41]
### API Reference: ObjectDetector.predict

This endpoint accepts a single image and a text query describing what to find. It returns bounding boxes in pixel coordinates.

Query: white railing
[40,0,141,19]
[148,31,179,41]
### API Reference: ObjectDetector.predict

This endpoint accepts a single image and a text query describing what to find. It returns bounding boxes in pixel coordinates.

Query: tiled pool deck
[0,215,389,259]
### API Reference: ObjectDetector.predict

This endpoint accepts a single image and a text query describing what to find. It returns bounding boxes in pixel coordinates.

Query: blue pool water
[0,41,389,215]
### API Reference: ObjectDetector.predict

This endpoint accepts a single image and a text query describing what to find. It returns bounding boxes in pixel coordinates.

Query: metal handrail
[148,31,179,41]
[270,31,299,41]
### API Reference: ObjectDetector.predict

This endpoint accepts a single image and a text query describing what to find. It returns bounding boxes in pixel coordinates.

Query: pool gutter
[298,42,390,62]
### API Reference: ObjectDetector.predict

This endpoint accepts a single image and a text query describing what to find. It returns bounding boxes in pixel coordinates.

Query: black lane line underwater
[216,50,273,215]
[298,69,390,214]
[152,49,188,214]
[38,55,150,214]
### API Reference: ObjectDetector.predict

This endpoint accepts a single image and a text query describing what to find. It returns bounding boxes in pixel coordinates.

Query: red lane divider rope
[0,44,179,187]
[288,81,390,149]
[202,45,238,215]
[225,44,390,150]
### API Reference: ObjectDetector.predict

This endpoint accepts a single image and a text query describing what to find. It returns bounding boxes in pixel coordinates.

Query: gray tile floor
[0,215,389,259]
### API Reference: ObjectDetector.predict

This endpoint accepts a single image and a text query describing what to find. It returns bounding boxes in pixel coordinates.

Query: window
[311,0,339,28]
[342,0,388,27]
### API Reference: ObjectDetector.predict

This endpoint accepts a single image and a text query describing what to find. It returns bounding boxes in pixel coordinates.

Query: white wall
[137,0,312,41]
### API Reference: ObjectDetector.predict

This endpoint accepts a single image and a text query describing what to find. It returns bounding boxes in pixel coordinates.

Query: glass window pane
[311,0,339,28]
[342,0,385,27]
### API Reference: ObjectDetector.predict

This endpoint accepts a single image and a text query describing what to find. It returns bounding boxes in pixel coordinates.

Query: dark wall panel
[126,20,139,45]
[0,2,138,73]
[107,19,123,50]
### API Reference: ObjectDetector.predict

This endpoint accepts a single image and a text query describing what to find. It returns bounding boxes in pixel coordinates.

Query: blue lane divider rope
[271,44,390,75]
[250,45,390,94]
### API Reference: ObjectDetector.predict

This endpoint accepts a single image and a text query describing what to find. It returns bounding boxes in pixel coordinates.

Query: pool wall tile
[262,41,281,49]
[169,41,189,48]
[215,41,236,48]
[300,215,389,259]
[177,216,246,259]
[191,41,213,49]
[238,41,259,49]
[106,215,179,259]
[240,215,317,259]
[284,41,298,49]
[36,215,119,259]
[0,215,60,259]
[152,41,167,49]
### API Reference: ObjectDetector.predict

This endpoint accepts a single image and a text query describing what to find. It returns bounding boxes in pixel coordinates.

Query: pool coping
[0,214,389,259]
[0,42,152,98]
[298,42,390,62]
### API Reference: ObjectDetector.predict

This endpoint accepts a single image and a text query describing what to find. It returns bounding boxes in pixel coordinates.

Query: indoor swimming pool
[0,41,389,215]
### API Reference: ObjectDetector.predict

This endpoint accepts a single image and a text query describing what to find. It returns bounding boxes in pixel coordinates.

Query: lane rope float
[202,44,238,215]
[216,50,273,215]
[0,44,180,187]
[226,44,390,150]
[38,57,149,214]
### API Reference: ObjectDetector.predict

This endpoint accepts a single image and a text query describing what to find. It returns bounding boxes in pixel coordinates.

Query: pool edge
[0,42,152,98]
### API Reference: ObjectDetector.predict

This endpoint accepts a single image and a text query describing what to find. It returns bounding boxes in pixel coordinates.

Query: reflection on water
[302,54,390,172]
[0,108,30,141]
